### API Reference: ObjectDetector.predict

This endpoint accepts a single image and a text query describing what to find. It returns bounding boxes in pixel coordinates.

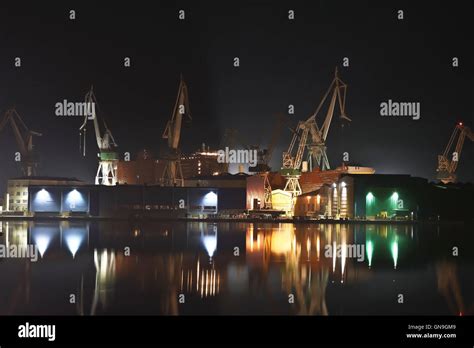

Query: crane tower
[0,108,42,176]
[79,87,119,186]
[281,68,351,199]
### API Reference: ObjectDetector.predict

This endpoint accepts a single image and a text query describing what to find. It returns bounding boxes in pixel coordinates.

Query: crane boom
[0,108,42,176]
[161,76,192,187]
[162,76,191,150]
[437,123,474,183]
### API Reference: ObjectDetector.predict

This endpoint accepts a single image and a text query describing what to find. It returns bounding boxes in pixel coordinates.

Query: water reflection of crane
[435,261,470,315]
[246,224,331,315]
[89,249,116,315]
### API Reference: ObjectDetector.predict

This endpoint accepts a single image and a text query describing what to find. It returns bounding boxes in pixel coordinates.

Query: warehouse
[28,185,246,218]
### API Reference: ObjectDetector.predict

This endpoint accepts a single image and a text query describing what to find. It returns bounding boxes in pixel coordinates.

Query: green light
[391,238,398,269]
[366,192,374,204]
[366,240,374,267]
[391,192,399,201]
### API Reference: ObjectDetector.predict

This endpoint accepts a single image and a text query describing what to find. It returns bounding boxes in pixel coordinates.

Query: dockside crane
[161,76,192,187]
[303,67,350,172]
[436,122,474,184]
[281,68,351,199]
[79,86,119,186]
[0,108,42,176]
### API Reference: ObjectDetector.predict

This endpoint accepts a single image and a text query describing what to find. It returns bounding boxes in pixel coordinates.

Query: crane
[0,108,42,176]
[436,122,474,184]
[281,68,351,198]
[79,86,119,186]
[161,76,192,187]
[303,67,350,171]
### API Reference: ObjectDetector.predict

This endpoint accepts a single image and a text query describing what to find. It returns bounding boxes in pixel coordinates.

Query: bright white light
[202,191,218,207]
[332,183,336,188]
[65,189,85,210]
[202,235,217,257]
[36,189,52,203]
[34,234,52,257]
[65,234,84,258]
[341,181,346,187]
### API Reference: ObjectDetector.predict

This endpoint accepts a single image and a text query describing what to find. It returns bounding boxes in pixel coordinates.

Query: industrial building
[27,184,246,218]
[292,174,424,220]
[181,144,227,178]
[117,149,166,185]
[4,177,85,213]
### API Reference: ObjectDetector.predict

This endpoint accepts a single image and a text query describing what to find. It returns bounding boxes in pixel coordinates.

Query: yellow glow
[270,225,294,255]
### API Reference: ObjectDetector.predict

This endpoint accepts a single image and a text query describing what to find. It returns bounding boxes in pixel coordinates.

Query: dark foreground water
[0,220,472,315]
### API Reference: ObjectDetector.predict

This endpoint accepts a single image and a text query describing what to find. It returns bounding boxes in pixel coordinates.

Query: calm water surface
[0,220,472,315]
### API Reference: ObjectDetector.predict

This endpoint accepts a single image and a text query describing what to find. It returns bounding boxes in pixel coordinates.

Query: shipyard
[0,1,473,345]
[0,69,472,223]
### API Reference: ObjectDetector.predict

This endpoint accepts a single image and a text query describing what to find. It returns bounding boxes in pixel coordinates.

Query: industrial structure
[0,108,42,176]
[436,122,474,184]
[3,177,85,212]
[280,68,351,213]
[79,87,119,186]
[161,76,192,187]
[0,69,473,222]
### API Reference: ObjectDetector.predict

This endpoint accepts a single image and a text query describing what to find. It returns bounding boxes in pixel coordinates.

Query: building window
[23,192,28,196]
[22,200,27,203]
[16,200,20,203]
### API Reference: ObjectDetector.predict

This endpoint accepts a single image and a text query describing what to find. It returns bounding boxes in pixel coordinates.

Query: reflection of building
[4,177,84,213]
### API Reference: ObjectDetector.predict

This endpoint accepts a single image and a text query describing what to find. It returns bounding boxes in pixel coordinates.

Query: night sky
[0,0,473,191]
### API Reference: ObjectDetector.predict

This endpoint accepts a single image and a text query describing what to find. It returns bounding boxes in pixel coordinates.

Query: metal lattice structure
[437,123,474,184]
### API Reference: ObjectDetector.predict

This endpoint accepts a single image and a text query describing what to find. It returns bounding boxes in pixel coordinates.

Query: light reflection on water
[0,220,472,316]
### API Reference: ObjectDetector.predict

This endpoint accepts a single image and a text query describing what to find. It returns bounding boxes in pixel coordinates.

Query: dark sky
[0,0,473,191]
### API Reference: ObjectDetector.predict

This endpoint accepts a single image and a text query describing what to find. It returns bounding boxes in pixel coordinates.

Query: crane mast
[79,86,119,185]
[0,108,42,176]
[306,67,350,171]
[437,122,474,184]
[161,76,192,187]
[281,68,351,203]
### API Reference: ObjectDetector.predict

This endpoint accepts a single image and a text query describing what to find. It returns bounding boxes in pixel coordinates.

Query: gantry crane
[79,86,119,186]
[161,76,191,187]
[436,122,474,184]
[0,108,42,176]
[281,68,351,198]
